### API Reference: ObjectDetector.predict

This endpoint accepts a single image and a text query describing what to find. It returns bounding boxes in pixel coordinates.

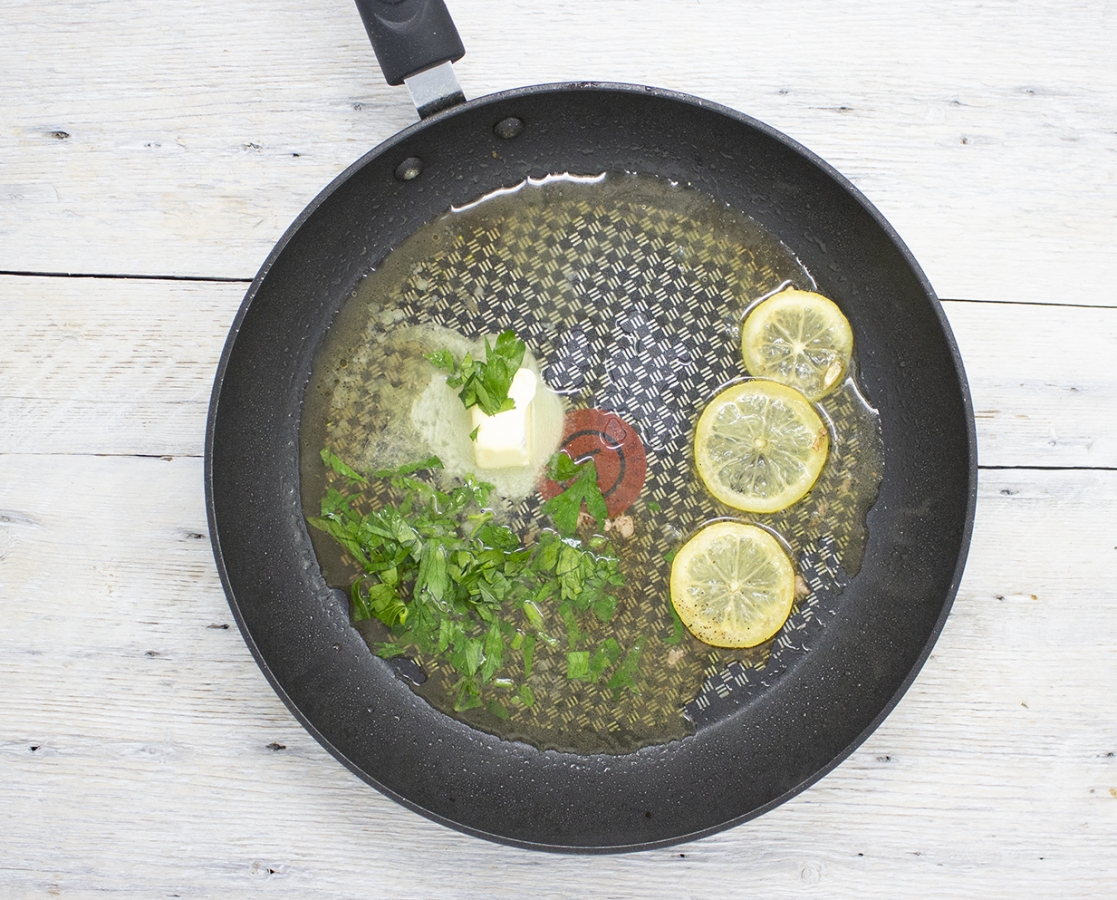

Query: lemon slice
[670,521,795,648]
[694,380,828,513]
[741,289,854,401]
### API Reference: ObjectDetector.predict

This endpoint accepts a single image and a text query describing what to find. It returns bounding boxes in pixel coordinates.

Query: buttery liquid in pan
[300,173,884,754]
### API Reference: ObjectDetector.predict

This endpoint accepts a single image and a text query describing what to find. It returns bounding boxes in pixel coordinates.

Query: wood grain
[3,274,1115,466]
[3,0,1116,895]
[0,275,241,457]
[1,455,1114,896]
[2,0,1115,304]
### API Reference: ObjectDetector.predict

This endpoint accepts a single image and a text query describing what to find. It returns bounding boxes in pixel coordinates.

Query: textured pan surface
[206,84,976,851]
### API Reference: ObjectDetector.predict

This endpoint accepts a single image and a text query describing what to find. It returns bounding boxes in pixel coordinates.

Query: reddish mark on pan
[539,408,647,516]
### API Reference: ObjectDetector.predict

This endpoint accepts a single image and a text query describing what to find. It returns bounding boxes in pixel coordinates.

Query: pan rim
[205,81,978,852]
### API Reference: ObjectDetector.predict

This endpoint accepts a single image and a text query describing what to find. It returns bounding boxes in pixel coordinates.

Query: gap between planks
[0,270,253,284]
[4,270,1117,312]
[4,452,1117,478]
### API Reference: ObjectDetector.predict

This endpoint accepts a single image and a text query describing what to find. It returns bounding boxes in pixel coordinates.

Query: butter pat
[471,368,537,469]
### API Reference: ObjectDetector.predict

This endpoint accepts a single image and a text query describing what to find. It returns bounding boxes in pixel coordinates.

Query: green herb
[663,599,686,645]
[521,633,535,679]
[542,452,609,536]
[589,638,622,679]
[426,329,526,417]
[487,700,510,720]
[321,446,367,484]
[566,650,590,680]
[309,451,638,714]
[605,636,645,696]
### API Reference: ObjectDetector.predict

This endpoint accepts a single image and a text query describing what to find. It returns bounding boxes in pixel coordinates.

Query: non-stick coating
[206,83,976,851]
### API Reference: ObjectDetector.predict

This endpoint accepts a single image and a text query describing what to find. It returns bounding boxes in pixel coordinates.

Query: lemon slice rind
[694,379,829,514]
[741,289,854,401]
[669,521,795,648]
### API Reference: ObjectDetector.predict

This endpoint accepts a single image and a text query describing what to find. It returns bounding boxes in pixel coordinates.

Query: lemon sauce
[300,173,883,754]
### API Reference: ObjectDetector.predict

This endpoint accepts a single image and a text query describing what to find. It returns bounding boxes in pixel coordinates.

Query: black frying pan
[206,0,976,852]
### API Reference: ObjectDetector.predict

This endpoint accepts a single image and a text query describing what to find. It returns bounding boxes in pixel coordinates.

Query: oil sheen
[300,172,884,755]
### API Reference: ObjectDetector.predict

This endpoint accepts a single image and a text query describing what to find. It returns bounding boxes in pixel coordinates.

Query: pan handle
[353,0,466,117]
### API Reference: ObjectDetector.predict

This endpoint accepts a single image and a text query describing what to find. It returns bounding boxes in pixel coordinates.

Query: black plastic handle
[353,0,465,86]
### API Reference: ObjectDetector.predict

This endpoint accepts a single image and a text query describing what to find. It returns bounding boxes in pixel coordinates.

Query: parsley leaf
[589,638,622,679]
[566,650,590,680]
[663,597,687,645]
[309,449,639,717]
[425,329,526,417]
[606,637,645,696]
[321,447,367,484]
[542,452,609,536]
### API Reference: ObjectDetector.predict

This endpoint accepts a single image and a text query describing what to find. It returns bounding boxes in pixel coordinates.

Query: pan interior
[209,84,973,850]
[300,171,884,755]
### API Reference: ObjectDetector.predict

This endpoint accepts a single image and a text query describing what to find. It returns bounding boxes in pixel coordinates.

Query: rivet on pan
[394,156,423,181]
[493,116,524,140]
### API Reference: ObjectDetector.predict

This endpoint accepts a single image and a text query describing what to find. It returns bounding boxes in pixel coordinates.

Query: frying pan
[206,0,976,852]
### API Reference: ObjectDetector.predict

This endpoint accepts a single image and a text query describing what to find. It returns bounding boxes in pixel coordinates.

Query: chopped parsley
[542,452,609,536]
[425,329,526,417]
[309,449,639,712]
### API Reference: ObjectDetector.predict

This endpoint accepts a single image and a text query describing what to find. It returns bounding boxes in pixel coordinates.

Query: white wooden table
[3,0,1115,895]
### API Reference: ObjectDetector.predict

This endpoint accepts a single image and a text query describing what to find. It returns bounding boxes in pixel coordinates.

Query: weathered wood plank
[3,1,1116,893]
[946,300,1117,467]
[0,276,243,456]
[2,0,1115,304]
[3,274,1115,467]
[0,456,1114,896]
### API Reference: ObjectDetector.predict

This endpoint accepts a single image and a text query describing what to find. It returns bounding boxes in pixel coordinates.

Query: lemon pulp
[670,521,795,648]
[694,380,828,514]
[741,289,854,401]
